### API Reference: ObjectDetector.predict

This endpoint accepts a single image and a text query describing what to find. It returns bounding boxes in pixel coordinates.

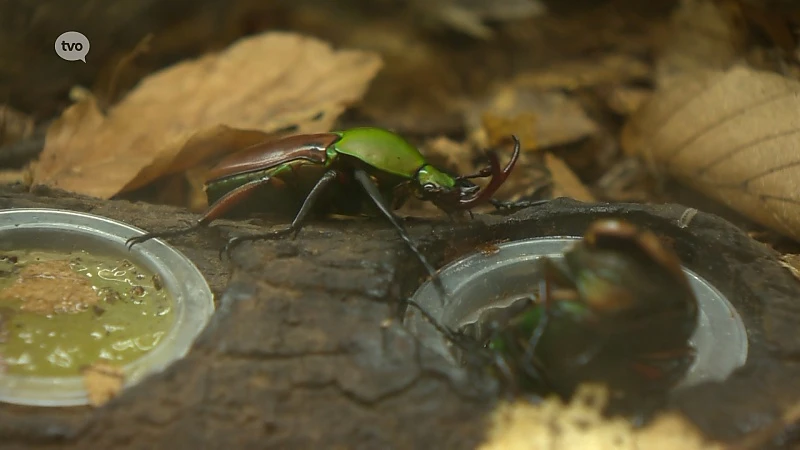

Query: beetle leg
[489,180,553,211]
[523,282,551,363]
[491,352,521,399]
[513,282,553,390]
[404,299,461,344]
[455,166,493,181]
[489,198,550,210]
[126,176,271,250]
[353,169,448,302]
[222,169,340,258]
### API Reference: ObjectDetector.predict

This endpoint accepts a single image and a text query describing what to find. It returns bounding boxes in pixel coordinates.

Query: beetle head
[413,165,476,209]
[414,136,521,213]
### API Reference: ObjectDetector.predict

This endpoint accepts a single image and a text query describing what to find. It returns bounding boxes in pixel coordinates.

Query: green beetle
[127,127,521,290]
[411,219,699,398]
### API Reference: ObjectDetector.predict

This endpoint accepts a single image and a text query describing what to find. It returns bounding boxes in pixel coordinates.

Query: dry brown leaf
[479,385,722,450]
[779,254,800,281]
[654,0,745,88]
[82,362,125,407]
[606,87,652,116]
[512,55,651,92]
[622,65,800,241]
[0,169,30,186]
[545,153,596,202]
[0,104,34,147]
[33,32,383,199]
[423,136,476,176]
[466,85,598,152]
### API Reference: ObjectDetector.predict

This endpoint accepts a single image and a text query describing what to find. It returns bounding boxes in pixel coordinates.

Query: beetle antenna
[125,222,203,249]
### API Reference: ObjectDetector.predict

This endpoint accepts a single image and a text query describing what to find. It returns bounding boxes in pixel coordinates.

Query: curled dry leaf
[479,385,722,450]
[82,362,125,407]
[32,32,383,199]
[545,153,595,202]
[622,65,800,242]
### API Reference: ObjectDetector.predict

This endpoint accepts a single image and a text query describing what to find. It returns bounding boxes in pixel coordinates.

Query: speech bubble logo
[55,31,90,63]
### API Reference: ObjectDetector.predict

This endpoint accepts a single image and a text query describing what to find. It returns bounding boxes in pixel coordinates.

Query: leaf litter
[479,385,722,450]
[31,32,383,200]
[623,65,800,242]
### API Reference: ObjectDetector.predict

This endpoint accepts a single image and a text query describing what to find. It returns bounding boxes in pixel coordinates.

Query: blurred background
[1,0,799,248]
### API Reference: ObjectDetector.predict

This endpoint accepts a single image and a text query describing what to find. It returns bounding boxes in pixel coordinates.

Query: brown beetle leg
[222,169,339,258]
[125,176,271,249]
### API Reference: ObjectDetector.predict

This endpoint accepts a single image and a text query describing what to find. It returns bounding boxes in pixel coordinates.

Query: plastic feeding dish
[0,209,215,407]
[406,237,748,391]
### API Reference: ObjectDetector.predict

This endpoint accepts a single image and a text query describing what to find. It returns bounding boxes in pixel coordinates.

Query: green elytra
[205,127,457,208]
[333,128,456,188]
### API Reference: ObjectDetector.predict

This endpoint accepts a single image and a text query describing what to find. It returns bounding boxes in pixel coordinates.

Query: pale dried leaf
[513,55,651,92]
[82,362,125,407]
[0,104,34,146]
[479,385,722,450]
[654,0,745,88]
[423,136,476,176]
[0,169,29,186]
[622,65,800,241]
[606,86,652,116]
[466,86,598,152]
[546,153,596,202]
[33,32,383,199]
[779,254,800,281]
